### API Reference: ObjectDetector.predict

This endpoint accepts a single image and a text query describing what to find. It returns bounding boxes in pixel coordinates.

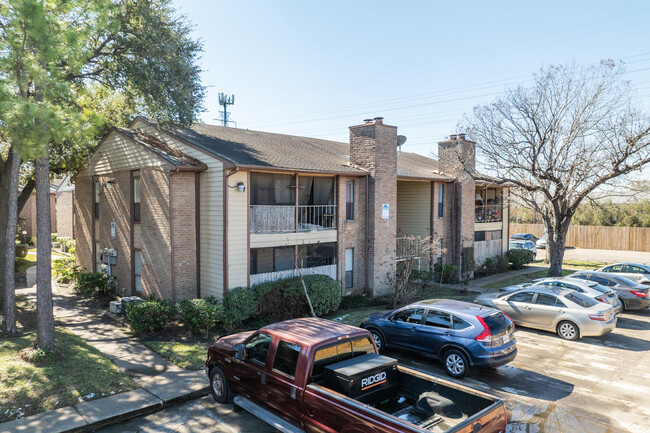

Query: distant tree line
[511,200,650,228]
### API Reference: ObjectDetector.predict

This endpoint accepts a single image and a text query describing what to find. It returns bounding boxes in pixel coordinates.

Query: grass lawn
[0,297,139,423]
[142,341,210,370]
[562,259,607,270]
[481,269,575,290]
[15,251,37,273]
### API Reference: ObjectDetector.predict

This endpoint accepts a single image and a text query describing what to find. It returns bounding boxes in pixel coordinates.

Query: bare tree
[463,61,650,276]
[391,236,440,307]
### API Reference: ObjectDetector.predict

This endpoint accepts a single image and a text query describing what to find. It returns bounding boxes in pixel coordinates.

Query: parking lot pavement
[537,247,650,264]
[391,308,650,433]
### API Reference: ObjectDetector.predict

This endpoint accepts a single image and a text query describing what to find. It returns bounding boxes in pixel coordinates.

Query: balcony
[396,236,422,261]
[250,204,337,234]
[475,205,502,223]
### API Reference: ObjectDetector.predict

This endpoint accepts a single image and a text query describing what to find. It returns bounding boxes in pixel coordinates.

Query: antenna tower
[218,93,235,127]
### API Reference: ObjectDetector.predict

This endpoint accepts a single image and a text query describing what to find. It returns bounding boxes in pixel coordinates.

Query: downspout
[195,173,201,298]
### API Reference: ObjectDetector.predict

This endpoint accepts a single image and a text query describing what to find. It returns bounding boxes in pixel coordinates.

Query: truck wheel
[443,349,468,378]
[369,329,385,354]
[557,321,579,340]
[210,365,231,403]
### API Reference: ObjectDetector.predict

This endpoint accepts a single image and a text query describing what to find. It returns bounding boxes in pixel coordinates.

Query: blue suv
[360,299,517,378]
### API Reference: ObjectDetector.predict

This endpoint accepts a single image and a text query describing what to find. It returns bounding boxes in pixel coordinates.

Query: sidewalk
[2,283,209,433]
[438,264,549,295]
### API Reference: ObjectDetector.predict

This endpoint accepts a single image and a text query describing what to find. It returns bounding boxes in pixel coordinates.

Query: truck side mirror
[233,343,246,361]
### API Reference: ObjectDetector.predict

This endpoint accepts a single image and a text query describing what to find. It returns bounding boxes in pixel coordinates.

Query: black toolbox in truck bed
[324,353,398,401]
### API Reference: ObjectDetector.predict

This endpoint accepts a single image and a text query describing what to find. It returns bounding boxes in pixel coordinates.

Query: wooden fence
[510,223,650,252]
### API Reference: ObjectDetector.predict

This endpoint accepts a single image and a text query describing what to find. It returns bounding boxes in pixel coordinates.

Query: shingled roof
[135,118,452,180]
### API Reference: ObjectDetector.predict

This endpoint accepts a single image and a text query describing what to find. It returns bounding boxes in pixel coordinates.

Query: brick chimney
[438,134,476,280]
[349,117,397,296]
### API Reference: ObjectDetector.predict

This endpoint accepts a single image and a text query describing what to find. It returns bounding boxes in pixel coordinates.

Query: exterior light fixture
[106,180,115,188]
[237,181,245,192]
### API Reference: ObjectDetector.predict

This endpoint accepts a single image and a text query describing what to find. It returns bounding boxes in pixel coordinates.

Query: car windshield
[509,242,523,249]
[565,292,598,308]
[482,312,512,336]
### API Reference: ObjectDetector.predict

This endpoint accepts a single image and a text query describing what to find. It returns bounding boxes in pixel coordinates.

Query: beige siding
[250,230,338,249]
[91,130,164,175]
[397,180,431,239]
[131,119,225,299]
[475,222,503,232]
[227,170,248,289]
[502,190,510,252]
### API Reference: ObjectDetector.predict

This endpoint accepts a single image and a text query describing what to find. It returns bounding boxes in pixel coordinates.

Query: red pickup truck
[205,318,507,433]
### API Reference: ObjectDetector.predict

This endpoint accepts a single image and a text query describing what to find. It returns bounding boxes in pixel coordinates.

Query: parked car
[205,317,509,433]
[595,263,650,285]
[569,271,650,311]
[531,277,623,315]
[509,239,537,261]
[535,234,547,249]
[360,299,517,378]
[474,287,616,340]
[511,233,537,241]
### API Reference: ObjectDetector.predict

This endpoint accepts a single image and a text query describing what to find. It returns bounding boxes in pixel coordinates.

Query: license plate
[502,333,512,344]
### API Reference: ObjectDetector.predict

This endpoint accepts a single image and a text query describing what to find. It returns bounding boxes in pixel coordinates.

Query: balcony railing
[250,204,337,234]
[396,236,421,261]
[475,205,502,223]
[250,264,337,286]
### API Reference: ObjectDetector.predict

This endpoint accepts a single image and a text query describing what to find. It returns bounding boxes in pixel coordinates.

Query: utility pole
[218,93,235,127]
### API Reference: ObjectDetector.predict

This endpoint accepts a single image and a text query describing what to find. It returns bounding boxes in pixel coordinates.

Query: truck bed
[309,365,503,433]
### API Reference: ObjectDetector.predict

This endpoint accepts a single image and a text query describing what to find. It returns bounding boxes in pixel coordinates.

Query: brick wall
[74,175,94,272]
[55,191,75,238]
[170,171,198,300]
[337,176,367,294]
[140,167,172,299]
[349,119,397,296]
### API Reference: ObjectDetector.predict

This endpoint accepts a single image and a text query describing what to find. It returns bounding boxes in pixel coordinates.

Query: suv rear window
[482,312,512,336]
[565,292,598,308]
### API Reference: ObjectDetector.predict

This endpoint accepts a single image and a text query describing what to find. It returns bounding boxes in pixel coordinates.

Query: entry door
[265,340,304,426]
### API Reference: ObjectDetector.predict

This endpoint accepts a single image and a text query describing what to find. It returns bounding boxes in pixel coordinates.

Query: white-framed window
[345,248,354,288]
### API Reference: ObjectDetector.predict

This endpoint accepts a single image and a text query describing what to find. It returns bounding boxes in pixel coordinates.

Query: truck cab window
[246,333,273,366]
[311,337,375,381]
[273,340,301,378]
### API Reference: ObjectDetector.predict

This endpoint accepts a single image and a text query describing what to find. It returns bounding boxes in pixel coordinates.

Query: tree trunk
[546,219,569,277]
[35,153,55,351]
[2,151,21,335]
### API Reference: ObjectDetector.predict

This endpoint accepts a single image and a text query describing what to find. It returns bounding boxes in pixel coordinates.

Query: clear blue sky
[172,0,650,159]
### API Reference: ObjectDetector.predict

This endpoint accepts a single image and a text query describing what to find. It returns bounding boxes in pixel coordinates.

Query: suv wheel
[443,349,468,378]
[557,321,579,340]
[369,329,385,354]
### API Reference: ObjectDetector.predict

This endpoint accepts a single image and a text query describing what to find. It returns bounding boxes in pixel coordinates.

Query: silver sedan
[474,287,616,340]
[569,271,650,311]
[595,263,650,285]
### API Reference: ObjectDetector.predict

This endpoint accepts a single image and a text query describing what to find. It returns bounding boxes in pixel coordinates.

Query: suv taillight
[629,290,647,298]
[475,316,493,345]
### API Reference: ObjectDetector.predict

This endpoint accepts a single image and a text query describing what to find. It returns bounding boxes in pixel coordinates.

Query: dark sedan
[360,299,516,378]
[570,271,650,311]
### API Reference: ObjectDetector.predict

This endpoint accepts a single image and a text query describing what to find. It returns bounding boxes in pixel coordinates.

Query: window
[483,312,513,335]
[392,308,424,324]
[508,292,535,303]
[94,181,100,219]
[311,336,374,380]
[624,265,648,274]
[345,248,354,288]
[345,181,354,220]
[95,242,101,272]
[438,184,444,217]
[535,293,559,306]
[299,242,336,268]
[250,172,295,205]
[245,333,273,365]
[133,176,141,222]
[134,251,142,294]
[452,316,472,330]
[592,275,615,287]
[604,264,623,272]
[424,310,451,329]
[299,176,335,206]
[475,231,485,242]
[273,340,301,378]
[250,247,295,275]
[565,292,597,308]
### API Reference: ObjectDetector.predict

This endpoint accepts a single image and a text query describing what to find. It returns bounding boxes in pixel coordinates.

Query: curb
[0,385,210,433]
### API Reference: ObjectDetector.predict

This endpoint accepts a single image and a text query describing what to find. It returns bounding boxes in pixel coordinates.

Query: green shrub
[433,263,457,284]
[15,243,28,258]
[51,233,59,242]
[74,272,111,298]
[339,294,391,310]
[507,249,534,270]
[53,257,79,284]
[57,237,75,253]
[223,287,258,329]
[254,275,341,320]
[126,298,176,334]
[178,298,224,336]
